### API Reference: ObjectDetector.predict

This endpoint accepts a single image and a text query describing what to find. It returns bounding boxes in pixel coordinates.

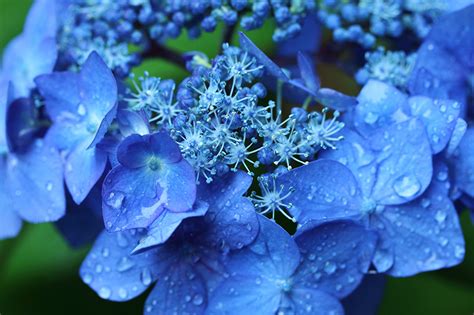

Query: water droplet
[101,247,110,258]
[95,264,103,273]
[46,182,53,191]
[116,233,128,247]
[83,272,93,284]
[323,261,337,275]
[308,254,316,261]
[106,191,125,209]
[192,294,203,306]
[118,288,128,299]
[393,175,421,198]
[436,171,448,181]
[77,103,87,116]
[454,245,465,259]
[117,257,135,272]
[99,287,112,299]
[434,211,447,224]
[364,112,378,124]
[141,268,152,286]
[420,198,431,208]
[439,237,449,247]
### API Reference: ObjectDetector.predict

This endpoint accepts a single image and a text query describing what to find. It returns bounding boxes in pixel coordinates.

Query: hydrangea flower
[80,171,258,312]
[275,129,465,276]
[1,0,57,97]
[125,38,347,185]
[102,131,196,233]
[355,48,417,89]
[353,80,462,154]
[408,4,474,107]
[35,52,118,204]
[207,215,377,314]
[0,82,65,239]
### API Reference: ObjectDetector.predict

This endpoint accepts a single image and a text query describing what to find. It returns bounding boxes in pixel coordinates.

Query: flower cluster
[58,0,317,74]
[0,1,473,315]
[125,39,346,184]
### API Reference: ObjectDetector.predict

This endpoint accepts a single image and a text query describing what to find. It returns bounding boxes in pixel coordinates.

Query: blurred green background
[0,1,473,314]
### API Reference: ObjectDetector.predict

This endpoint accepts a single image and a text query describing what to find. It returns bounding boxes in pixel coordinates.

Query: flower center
[148,157,162,171]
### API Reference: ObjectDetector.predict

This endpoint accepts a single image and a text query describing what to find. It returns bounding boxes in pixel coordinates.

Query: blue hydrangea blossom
[80,171,258,311]
[207,216,376,314]
[36,52,118,204]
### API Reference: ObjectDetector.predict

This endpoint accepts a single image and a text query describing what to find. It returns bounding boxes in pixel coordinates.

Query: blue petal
[116,134,152,169]
[315,88,358,112]
[162,160,197,212]
[116,109,149,138]
[0,78,9,152]
[0,160,22,239]
[0,205,22,240]
[22,0,57,42]
[342,275,386,315]
[35,72,82,123]
[408,6,474,105]
[197,171,258,250]
[3,36,57,98]
[319,129,376,197]
[423,5,474,70]
[44,120,86,152]
[407,96,461,153]
[239,32,289,81]
[369,119,433,205]
[451,127,474,197]
[408,43,465,102]
[132,201,209,253]
[3,0,57,98]
[102,166,167,231]
[446,118,467,156]
[144,264,207,314]
[102,160,196,231]
[276,159,363,224]
[80,230,160,302]
[354,80,409,137]
[149,131,183,163]
[207,216,299,314]
[297,52,320,92]
[293,220,377,299]
[88,102,117,149]
[207,275,281,315]
[371,180,465,276]
[117,133,182,168]
[35,52,117,149]
[289,288,344,315]
[65,141,108,204]
[236,215,299,279]
[79,52,118,148]
[6,139,65,223]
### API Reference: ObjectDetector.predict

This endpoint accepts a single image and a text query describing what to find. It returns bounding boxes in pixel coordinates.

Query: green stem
[276,79,283,122]
[302,96,312,110]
